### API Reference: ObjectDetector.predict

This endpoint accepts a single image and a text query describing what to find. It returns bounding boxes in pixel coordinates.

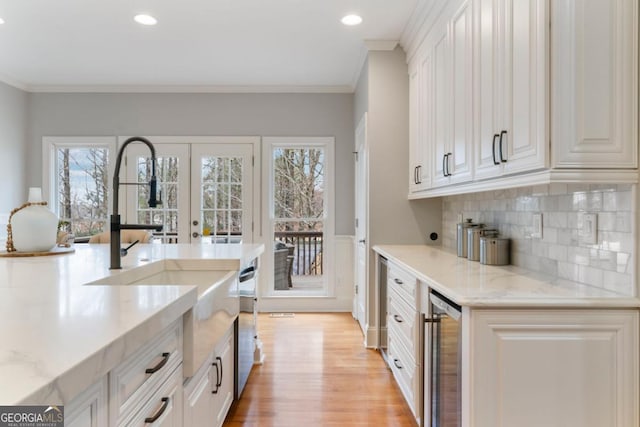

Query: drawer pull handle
[393,278,403,285]
[393,359,403,370]
[144,397,170,423]
[216,356,223,388]
[145,352,170,374]
[393,314,404,323]
[212,359,220,394]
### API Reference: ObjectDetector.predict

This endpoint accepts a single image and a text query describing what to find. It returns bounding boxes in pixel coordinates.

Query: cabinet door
[409,61,426,193]
[501,0,548,174]
[470,309,639,427]
[211,328,234,427]
[65,378,108,427]
[431,25,452,188]
[551,0,638,168]
[475,0,547,178]
[448,0,474,184]
[183,358,214,427]
[474,0,503,180]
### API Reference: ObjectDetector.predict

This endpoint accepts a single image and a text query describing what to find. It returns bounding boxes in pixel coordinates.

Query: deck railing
[274,231,323,275]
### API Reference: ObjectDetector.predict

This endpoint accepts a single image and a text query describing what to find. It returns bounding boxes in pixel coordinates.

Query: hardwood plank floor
[224,313,417,427]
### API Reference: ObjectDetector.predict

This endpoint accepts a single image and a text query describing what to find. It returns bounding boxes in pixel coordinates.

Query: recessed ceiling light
[0,18,5,25]
[134,14,157,26]
[341,14,363,26]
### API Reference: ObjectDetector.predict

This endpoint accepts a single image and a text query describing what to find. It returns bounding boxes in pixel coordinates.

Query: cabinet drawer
[120,364,183,427]
[388,328,420,420]
[110,320,183,424]
[388,261,418,307]
[388,288,421,361]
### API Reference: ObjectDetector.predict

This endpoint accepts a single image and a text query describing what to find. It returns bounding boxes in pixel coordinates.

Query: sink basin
[87,260,239,378]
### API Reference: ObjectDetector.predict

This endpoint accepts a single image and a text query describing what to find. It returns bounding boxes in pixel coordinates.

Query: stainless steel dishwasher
[425,291,461,427]
[236,259,258,399]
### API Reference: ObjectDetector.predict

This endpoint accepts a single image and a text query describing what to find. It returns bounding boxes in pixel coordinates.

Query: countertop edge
[374,245,640,308]
[16,286,198,406]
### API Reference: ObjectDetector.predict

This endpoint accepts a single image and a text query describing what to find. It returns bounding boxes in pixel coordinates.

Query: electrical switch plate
[582,213,598,245]
[532,213,542,239]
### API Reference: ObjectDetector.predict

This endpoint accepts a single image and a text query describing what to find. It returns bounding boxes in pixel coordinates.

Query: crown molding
[363,40,398,51]
[400,0,447,64]
[24,84,355,94]
[0,74,28,91]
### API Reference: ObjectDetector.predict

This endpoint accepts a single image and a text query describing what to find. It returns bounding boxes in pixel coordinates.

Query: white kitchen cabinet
[120,365,183,427]
[474,0,547,180]
[430,0,474,188]
[408,0,638,198]
[469,309,639,427]
[183,326,235,427]
[65,377,108,427]
[110,320,183,426]
[551,0,638,168]
[409,61,429,193]
[386,261,422,424]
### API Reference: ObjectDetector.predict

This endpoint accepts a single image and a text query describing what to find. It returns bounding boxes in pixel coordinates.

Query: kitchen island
[0,242,263,410]
[374,245,640,427]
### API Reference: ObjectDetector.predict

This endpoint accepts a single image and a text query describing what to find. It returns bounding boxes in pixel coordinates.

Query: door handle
[499,130,507,162]
[393,314,404,323]
[442,154,447,178]
[192,232,200,238]
[359,239,366,244]
[417,165,422,184]
[492,134,500,165]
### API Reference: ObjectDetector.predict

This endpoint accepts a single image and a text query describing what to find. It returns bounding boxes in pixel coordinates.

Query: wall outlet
[532,213,543,238]
[582,213,598,245]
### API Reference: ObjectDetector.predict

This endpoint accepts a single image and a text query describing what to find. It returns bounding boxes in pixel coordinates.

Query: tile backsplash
[442,184,636,296]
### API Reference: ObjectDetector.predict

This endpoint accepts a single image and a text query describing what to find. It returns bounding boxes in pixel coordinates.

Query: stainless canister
[456,219,479,258]
[479,236,510,265]
[467,228,497,261]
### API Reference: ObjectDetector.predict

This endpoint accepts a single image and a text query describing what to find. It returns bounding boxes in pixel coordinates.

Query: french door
[123,139,254,244]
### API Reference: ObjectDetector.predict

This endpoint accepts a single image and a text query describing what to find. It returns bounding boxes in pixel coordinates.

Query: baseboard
[364,324,379,349]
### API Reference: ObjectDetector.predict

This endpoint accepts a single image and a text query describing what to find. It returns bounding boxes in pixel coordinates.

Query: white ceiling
[0,0,418,92]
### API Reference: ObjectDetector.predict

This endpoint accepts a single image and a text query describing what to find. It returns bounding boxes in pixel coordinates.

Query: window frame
[262,136,336,298]
[42,136,117,234]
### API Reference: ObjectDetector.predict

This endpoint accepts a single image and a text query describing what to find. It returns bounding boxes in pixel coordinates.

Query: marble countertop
[0,243,264,405]
[374,245,640,308]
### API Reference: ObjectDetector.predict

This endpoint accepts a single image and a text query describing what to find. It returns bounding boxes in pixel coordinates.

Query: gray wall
[367,47,442,246]
[0,81,28,212]
[27,92,355,234]
[357,46,442,345]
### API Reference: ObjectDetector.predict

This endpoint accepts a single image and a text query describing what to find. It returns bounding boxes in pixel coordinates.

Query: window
[264,137,334,296]
[43,137,116,238]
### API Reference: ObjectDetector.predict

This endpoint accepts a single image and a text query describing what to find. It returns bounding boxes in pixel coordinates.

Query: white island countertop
[374,245,640,308]
[0,243,264,406]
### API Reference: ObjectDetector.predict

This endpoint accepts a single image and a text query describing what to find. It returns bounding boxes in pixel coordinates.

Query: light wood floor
[224,313,417,427]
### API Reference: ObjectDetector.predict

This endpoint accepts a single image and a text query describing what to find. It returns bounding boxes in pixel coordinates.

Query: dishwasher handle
[239,266,256,283]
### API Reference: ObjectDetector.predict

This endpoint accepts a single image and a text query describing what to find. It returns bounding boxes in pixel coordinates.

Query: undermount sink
[86,260,240,377]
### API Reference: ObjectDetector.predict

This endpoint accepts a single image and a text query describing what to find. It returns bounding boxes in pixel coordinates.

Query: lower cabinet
[469,309,639,427]
[183,326,235,427]
[121,366,183,427]
[65,377,108,427]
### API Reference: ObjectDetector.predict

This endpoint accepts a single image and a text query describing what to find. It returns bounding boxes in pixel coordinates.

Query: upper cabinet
[474,0,547,180]
[551,0,638,168]
[406,0,638,198]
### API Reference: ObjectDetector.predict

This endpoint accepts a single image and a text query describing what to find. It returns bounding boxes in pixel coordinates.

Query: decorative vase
[10,187,59,252]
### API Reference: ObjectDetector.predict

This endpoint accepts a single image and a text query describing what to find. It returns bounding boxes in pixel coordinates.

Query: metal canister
[467,227,497,261]
[456,219,479,258]
[479,236,510,265]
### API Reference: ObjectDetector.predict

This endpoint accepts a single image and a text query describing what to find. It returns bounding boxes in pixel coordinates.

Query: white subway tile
[546,212,568,228]
[548,244,568,261]
[602,270,633,295]
[577,265,604,287]
[550,183,568,195]
[597,212,617,232]
[558,262,579,281]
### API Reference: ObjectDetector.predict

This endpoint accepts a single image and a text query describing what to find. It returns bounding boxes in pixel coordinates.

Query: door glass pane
[200,156,244,244]
[272,148,325,291]
[136,156,180,243]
